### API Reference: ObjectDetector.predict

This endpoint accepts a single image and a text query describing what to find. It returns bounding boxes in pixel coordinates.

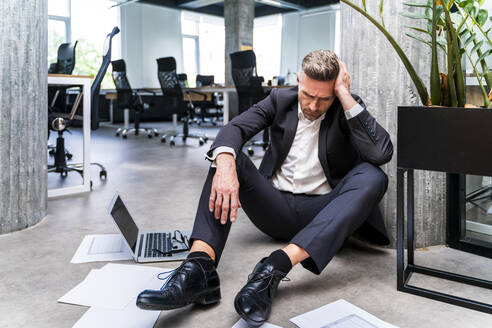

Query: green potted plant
[341,0,492,174]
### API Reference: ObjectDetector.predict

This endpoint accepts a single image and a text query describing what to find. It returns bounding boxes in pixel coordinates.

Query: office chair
[177,73,188,88]
[48,41,78,74]
[47,28,120,182]
[111,59,159,139]
[230,50,269,156]
[156,57,208,147]
[194,74,223,126]
[48,41,79,159]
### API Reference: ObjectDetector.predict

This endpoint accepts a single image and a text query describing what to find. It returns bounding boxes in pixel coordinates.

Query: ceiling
[115,0,339,17]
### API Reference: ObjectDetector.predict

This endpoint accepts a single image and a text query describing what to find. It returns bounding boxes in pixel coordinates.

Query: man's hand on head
[334,59,357,111]
[209,153,242,225]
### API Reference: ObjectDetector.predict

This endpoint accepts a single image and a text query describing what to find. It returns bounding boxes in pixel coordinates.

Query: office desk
[102,85,293,125]
[48,74,92,198]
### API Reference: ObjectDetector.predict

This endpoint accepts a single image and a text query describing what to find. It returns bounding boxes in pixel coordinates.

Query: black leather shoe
[136,257,221,310]
[234,258,288,327]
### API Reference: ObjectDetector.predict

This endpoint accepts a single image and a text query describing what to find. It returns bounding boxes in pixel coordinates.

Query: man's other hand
[209,153,241,224]
[334,59,351,98]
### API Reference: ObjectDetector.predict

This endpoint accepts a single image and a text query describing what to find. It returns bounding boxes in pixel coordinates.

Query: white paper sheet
[59,263,168,310]
[73,298,160,328]
[232,318,284,328]
[71,234,133,264]
[289,300,398,328]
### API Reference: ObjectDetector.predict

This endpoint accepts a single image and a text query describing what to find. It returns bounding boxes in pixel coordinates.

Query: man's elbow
[372,143,393,166]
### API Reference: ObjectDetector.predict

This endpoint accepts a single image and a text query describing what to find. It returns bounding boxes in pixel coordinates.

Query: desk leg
[124,108,130,130]
[82,79,91,192]
[407,169,415,266]
[397,168,405,290]
[223,91,229,125]
[109,99,114,124]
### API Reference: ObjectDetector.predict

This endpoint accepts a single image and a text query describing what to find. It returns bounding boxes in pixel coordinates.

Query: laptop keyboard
[145,232,172,258]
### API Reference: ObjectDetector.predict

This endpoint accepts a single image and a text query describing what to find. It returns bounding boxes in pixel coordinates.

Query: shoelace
[157,256,212,290]
[246,270,291,293]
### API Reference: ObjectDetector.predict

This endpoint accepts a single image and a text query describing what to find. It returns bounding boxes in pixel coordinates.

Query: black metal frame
[447,173,492,258]
[397,168,492,314]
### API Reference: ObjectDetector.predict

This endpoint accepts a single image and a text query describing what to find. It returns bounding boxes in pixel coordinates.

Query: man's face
[297,72,336,121]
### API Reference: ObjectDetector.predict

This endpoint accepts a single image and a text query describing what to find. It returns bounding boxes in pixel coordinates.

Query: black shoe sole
[233,297,264,328]
[136,288,221,311]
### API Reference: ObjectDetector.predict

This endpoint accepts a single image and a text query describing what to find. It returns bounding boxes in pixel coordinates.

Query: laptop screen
[110,195,139,254]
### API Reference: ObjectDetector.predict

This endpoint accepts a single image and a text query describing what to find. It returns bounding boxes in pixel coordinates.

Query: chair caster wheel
[248,149,254,156]
[170,140,175,147]
[182,137,187,142]
[148,134,152,139]
[263,145,268,150]
[100,170,107,179]
[49,150,55,156]
[115,133,120,137]
[199,139,204,146]
[122,135,127,139]
[204,137,209,142]
[90,180,93,189]
[161,137,166,143]
[154,132,159,137]
[66,153,73,160]
[61,170,68,178]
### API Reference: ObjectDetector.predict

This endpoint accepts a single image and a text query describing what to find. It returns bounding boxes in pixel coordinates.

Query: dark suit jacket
[208,86,393,245]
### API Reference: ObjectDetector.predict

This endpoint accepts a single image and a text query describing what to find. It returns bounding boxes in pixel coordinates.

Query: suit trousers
[190,151,388,274]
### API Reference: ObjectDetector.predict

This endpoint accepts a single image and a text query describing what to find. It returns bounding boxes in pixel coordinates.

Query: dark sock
[265,249,292,274]
[187,251,214,270]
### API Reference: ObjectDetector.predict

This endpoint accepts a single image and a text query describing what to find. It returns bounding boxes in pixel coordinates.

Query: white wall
[120,3,183,88]
[280,4,340,79]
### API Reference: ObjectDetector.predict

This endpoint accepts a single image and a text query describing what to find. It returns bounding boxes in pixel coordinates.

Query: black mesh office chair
[194,74,223,126]
[47,28,120,181]
[48,41,78,74]
[230,50,269,156]
[111,59,159,139]
[156,57,207,147]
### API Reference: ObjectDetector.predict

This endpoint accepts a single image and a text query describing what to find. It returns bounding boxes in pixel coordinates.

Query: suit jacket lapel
[318,117,331,181]
[275,101,299,171]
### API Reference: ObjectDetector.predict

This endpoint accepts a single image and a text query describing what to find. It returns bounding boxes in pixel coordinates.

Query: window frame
[48,0,72,43]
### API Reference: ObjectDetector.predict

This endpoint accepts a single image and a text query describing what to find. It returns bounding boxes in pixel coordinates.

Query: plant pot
[397,106,492,177]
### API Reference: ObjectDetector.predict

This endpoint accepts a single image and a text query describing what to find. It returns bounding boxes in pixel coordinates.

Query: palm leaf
[403,2,431,8]
[379,0,385,28]
[470,40,484,54]
[400,11,430,20]
[464,34,477,47]
[404,25,431,35]
[476,49,492,66]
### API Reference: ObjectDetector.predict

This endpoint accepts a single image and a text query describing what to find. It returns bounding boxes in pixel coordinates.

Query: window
[70,0,121,88]
[254,14,282,83]
[48,0,71,65]
[48,0,121,88]
[181,11,225,86]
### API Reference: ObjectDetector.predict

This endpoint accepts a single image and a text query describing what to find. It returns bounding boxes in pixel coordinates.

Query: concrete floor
[1,123,491,328]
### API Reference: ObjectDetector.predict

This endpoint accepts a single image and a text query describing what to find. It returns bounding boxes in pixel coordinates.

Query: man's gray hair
[301,50,339,82]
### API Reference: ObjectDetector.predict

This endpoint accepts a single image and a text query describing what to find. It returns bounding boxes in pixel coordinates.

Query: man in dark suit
[137,50,393,327]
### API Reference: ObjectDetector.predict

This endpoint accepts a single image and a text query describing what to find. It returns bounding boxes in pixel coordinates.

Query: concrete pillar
[0,0,48,234]
[341,1,447,247]
[224,0,254,86]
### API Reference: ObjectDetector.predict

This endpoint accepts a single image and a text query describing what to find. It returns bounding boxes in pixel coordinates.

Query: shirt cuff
[344,103,364,120]
[205,146,236,168]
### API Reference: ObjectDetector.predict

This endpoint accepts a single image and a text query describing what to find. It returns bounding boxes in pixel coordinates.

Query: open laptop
[108,192,190,263]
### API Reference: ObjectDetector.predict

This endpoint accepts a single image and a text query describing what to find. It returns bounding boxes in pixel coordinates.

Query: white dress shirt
[206,102,364,195]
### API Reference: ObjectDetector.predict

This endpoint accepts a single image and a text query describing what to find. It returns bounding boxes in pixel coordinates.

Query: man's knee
[354,162,388,199]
